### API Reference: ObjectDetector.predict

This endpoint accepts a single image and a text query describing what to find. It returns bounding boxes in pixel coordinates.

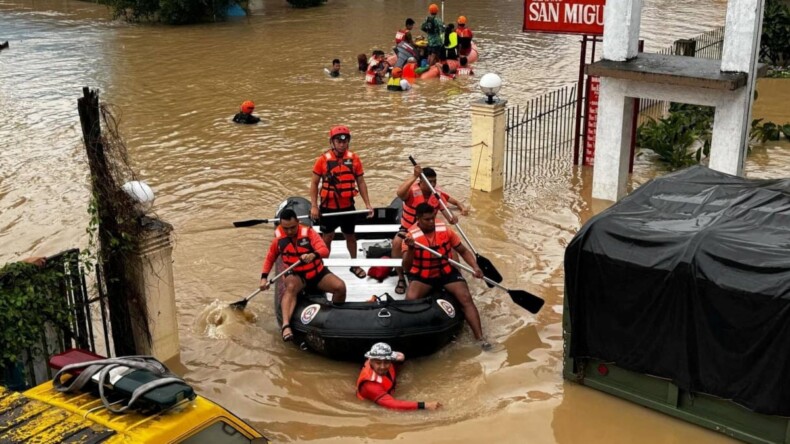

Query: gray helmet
[364,342,398,361]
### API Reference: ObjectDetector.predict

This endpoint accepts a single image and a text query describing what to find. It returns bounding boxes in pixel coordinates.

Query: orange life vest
[401,182,446,229]
[356,360,397,400]
[319,149,359,209]
[402,62,417,80]
[274,225,324,280]
[407,222,454,279]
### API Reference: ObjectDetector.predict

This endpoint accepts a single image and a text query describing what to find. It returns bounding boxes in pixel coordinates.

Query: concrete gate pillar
[470,98,507,192]
[129,218,181,363]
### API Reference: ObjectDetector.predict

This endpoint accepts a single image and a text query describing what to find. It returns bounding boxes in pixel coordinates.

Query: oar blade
[229,299,249,310]
[232,219,268,228]
[476,254,502,287]
[507,289,545,314]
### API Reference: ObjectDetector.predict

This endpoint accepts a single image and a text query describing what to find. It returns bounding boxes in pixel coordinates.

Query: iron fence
[505,84,578,181]
[5,249,112,388]
[639,26,725,120]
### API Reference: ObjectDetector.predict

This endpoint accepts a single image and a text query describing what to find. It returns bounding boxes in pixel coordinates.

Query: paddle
[229,261,300,310]
[233,209,370,228]
[399,233,544,314]
[408,155,503,286]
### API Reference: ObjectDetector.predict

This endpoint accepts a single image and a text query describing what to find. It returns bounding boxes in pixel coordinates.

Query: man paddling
[402,203,489,349]
[310,125,373,279]
[392,165,468,294]
[259,209,346,342]
[356,342,441,411]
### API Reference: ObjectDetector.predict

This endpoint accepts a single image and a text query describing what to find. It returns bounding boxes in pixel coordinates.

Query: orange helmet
[240,100,255,114]
[457,16,467,25]
[428,4,439,14]
[329,125,351,141]
[391,67,403,77]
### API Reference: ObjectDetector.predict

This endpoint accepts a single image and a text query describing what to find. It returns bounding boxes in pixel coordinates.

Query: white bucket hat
[364,342,398,361]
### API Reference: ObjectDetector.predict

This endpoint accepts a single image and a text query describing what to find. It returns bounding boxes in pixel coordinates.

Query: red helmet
[429,4,439,14]
[391,67,403,77]
[240,100,255,114]
[458,16,467,25]
[329,125,351,141]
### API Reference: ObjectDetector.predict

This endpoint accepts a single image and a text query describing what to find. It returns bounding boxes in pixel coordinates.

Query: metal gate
[504,83,578,181]
[4,249,112,388]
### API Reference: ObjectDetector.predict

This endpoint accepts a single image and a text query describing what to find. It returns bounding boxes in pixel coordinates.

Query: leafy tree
[761,0,790,67]
[105,0,246,25]
[286,0,326,8]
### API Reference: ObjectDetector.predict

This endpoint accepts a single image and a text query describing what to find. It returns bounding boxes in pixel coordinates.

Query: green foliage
[105,0,245,24]
[751,119,790,142]
[761,0,790,67]
[637,104,714,170]
[0,259,73,368]
[286,0,326,8]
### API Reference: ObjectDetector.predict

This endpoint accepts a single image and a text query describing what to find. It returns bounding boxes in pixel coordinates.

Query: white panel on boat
[311,225,400,234]
[312,240,407,303]
[323,258,402,267]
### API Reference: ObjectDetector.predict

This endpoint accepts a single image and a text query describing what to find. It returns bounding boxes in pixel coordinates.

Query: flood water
[2,0,789,442]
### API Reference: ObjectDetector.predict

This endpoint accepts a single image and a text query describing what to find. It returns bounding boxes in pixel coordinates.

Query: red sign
[584,76,600,166]
[523,0,605,35]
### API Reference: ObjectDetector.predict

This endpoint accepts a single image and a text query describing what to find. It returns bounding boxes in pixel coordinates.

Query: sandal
[394,277,407,295]
[350,266,367,279]
[281,324,293,342]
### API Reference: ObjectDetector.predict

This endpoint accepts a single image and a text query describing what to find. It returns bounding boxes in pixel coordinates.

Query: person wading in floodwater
[356,342,442,411]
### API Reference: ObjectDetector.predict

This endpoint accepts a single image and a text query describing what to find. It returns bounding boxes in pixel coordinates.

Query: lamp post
[479,73,502,104]
[122,181,156,215]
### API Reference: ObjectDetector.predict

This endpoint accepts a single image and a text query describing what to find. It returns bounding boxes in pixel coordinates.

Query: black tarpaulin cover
[566,166,790,416]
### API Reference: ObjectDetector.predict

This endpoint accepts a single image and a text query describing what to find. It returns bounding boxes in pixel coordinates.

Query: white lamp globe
[479,73,502,104]
[122,181,155,214]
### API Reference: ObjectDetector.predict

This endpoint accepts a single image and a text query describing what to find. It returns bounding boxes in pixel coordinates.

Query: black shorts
[286,268,331,293]
[407,269,465,289]
[320,205,356,235]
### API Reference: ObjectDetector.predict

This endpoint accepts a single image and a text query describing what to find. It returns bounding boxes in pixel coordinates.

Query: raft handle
[377,308,392,318]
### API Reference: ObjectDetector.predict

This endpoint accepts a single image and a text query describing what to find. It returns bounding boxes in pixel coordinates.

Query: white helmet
[364,342,398,361]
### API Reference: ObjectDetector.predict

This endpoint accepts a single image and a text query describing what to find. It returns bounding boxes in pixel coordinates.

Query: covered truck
[564,166,790,443]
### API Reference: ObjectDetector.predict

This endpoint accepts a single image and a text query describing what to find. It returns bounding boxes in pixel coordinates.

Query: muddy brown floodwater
[2,0,788,442]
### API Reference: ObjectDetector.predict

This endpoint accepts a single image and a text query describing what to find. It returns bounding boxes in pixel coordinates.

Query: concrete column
[709,88,750,175]
[602,0,644,61]
[715,0,764,175]
[129,218,180,363]
[721,0,764,72]
[470,98,507,192]
[592,78,635,201]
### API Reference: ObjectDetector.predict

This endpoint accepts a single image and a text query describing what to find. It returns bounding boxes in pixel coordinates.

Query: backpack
[367,257,393,282]
[421,17,436,34]
[364,240,392,258]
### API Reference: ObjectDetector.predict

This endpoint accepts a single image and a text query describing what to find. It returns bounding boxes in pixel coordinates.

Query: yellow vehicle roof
[0,382,264,443]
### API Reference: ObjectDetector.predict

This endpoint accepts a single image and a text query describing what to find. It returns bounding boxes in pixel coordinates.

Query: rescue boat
[272,197,465,361]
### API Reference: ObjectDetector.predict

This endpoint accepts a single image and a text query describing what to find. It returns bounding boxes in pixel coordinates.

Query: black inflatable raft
[272,197,464,361]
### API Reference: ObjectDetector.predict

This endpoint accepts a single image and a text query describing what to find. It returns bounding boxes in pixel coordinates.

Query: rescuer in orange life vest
[391,164,468,295]
[310,125,374,280]
[402,202,489,349]
[259,209,346,342]
[356,342,442,411]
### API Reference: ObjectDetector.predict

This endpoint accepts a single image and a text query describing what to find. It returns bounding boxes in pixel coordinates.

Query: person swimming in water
[232,100,260,124]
